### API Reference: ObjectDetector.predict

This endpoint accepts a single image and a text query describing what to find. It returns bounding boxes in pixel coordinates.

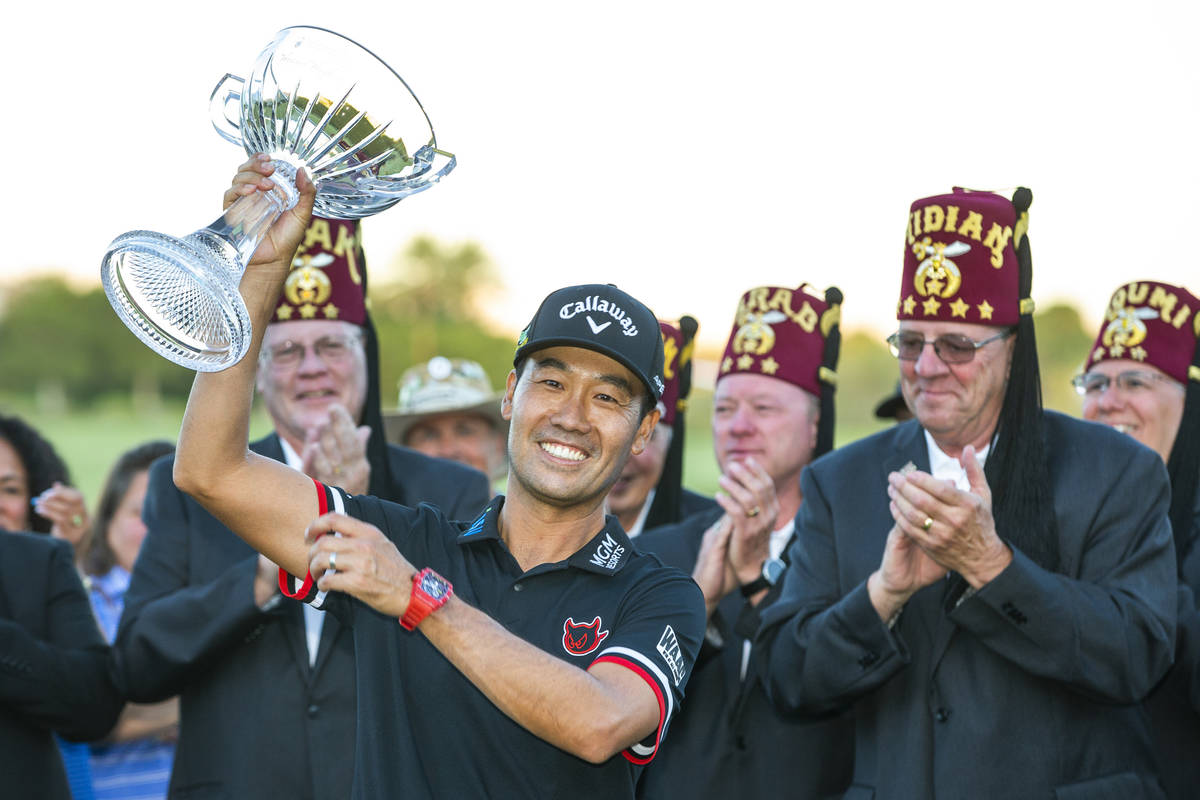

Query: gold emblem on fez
[732,311,787,356]
[1101,306,1158,350]
[284,253,335,308]
[912,238,967,299]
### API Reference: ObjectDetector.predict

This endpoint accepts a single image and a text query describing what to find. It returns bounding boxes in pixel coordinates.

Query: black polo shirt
[286,483,705,799]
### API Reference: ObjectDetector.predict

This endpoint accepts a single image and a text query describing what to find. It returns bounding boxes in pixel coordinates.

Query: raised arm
[172,156,319,580]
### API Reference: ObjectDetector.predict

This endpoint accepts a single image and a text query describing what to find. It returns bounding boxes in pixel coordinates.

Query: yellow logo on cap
[912,238,966,299]
[284,253,334,308]
[732,311,786,356]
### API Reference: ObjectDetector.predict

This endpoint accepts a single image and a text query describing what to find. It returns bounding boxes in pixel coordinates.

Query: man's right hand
[222,154,316,269]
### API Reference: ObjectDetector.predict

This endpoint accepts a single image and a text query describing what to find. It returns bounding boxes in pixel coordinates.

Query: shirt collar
[457,497,634,577]
[923,429,990,492]
[92,565,130,600]
[279,436,304,470]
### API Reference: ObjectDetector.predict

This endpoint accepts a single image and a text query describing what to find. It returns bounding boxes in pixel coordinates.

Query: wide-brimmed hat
[383,356,508,446]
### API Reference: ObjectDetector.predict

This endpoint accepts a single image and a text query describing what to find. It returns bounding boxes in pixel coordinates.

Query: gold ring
[329,551,338,572]
[332,465,342,476]
[922,517,934,531]
[747,507,761,518]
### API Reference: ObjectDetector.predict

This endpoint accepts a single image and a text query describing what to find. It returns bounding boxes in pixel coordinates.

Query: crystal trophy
[101,26,455,371]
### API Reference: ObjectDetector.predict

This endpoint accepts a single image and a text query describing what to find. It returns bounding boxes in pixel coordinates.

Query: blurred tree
[371,236,515,406]
[0,277,192,409]
[1033,303,1092,415]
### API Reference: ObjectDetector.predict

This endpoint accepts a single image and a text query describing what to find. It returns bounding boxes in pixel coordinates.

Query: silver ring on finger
[329,551,339,572]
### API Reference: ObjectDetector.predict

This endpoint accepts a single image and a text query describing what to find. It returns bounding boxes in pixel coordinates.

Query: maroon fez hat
[1085,280,1200,385]
[273,217,367,325]
[899,188,1032,326]
[658,321,693,426]
[718,284,839,397]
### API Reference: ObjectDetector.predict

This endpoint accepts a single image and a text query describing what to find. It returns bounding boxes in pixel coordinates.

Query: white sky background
[5,0,1199,352]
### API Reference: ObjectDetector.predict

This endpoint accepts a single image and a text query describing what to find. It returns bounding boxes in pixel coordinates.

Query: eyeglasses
[265,333,362,369]
[1071,370,1175,397]
[886,330,1013,364]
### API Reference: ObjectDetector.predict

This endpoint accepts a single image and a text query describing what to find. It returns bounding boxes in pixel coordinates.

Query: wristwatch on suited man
[740,556,786,597]
[400,567,454,630]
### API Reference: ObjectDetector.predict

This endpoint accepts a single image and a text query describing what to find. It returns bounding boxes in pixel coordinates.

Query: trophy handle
[209,73,245,145]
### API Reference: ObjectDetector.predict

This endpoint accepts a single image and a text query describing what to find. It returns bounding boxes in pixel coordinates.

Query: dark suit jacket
[0,531,122,800]
[115,435,490,800]
[1145,491,1200,799]
[635,506,853,800]
[759,413,1176,800]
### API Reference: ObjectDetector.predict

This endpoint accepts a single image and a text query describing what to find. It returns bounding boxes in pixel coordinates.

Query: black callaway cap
[514,284,666,402]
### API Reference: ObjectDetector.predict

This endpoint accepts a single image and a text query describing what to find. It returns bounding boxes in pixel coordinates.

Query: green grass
[1,394,274,505]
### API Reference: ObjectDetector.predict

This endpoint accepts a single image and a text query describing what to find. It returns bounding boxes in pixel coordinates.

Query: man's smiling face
[503,347,657,510]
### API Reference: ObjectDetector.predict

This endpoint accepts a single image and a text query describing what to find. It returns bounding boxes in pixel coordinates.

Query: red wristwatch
[399,568,453,631]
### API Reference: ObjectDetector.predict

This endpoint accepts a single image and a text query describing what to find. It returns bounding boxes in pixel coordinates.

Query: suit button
[307,704,319,718]
[934,708,951,723]
[513,583,523,592]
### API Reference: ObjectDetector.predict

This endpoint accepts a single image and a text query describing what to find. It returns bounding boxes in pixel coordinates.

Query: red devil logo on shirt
[562,616,609,657]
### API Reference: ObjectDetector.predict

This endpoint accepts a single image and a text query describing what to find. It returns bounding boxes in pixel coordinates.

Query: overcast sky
[6,0,1199,352]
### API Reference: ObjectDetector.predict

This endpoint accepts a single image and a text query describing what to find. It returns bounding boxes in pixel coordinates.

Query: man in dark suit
[115,217,490,800]
[759,189,1176,798]
[1,530,122,800]
[636,285,852,799]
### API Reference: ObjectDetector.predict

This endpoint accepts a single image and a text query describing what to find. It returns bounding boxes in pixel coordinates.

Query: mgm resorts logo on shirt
[589,533,625,570]
[559,295,641,337]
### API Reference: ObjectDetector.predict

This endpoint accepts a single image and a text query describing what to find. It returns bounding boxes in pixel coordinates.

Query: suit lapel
[310,610,343,679]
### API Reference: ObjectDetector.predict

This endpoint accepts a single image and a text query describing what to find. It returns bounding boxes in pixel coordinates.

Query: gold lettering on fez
[923,205,945,234]
[1126,282,1150,305]
[957,211,983,241]
[1149,286,1177,321]
[982,223,1014,268]
[943,205,960,233]
[303,219,334,253]
[662,335,679,380]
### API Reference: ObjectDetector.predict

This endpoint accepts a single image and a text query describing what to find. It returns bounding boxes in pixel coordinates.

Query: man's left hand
[301,405,372,495]
[715,458,779,586]
[307,512,417,617]
[887,445,1012,589]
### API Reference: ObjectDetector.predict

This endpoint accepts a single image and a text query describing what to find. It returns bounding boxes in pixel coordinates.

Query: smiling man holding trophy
[109,28,494,799]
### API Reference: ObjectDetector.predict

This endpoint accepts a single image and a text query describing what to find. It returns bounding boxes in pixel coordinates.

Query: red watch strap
[399,568,453,631]
[279,478,328,602]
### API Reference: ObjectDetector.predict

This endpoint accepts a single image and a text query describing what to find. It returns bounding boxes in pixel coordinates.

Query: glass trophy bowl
[101,26,455,371]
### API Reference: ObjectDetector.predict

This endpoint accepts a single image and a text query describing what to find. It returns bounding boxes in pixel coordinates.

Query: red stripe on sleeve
[591,654,667,765]
[277,479,330,603]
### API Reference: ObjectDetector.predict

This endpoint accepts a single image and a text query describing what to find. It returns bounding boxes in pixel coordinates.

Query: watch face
[418,572,450,600]
[763,558,786,585]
